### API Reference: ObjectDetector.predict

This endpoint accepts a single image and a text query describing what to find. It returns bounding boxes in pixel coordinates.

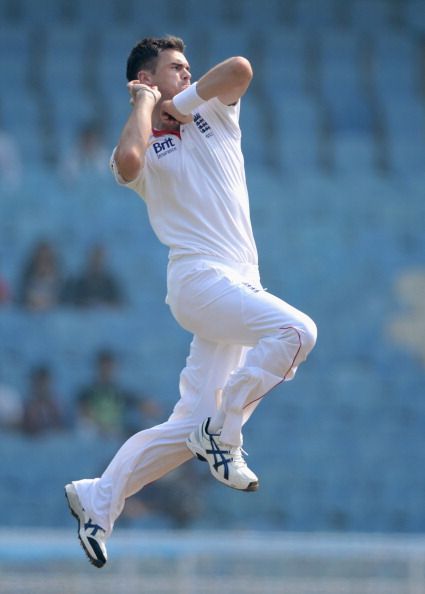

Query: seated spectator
[22,365,65,436]
[77,350,158,438]
[122,462,207,529]
[0,126,22,190]
[0,380,23,430]
[18,239,64,311]
[65,244,124,308]
[0,265,11,304]
[60,120,109,182]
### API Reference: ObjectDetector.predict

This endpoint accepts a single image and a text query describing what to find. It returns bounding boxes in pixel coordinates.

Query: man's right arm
[113,83,161,183]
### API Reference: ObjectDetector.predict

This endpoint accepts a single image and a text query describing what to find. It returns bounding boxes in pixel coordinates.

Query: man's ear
[137,70,152,85]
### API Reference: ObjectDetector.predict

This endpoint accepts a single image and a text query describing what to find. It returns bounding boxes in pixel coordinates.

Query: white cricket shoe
[65,482,107,568]
[186,418,259,491]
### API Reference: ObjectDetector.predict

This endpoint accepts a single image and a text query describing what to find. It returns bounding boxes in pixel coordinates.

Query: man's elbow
[114,146,143,182]
[229,56,253,84]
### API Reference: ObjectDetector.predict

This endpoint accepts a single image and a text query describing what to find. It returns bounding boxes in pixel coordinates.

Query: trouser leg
[169,266,317,447]
[74,336,247,535]
[220,320,316,446]
[74,419,194,536]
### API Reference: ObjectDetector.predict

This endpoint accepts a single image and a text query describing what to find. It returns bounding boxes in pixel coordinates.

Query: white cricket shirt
[111,97,258,265]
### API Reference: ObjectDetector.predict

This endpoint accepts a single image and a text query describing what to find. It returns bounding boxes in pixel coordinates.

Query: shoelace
[228,446,249,468]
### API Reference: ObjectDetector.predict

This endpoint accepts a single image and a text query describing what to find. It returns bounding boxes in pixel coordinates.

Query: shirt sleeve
[109,147,145,193]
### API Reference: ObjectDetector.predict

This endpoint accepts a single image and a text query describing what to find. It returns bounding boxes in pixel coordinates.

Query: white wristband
[172,83,205,116]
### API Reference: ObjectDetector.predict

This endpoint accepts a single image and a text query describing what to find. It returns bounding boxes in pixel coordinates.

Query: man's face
[144,49,191,100]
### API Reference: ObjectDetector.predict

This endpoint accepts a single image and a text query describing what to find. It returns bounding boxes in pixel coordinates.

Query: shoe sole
[186,437,259,492]
[64,484,106,568]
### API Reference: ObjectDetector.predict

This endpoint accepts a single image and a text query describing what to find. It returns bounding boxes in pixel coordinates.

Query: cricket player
[65,36,317,568]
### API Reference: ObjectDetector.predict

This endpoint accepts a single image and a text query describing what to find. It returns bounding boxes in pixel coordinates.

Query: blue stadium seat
[321,64,374,134]
[268,95,320,172]
[333,132,376,174]
[0,92,43,162]
[42,32,87,98]
[294,0,337,28]
[101,91,130,153]
[382,95,425,142]
[208,27,254,66]
[0,44,30,95]
[0,433,121,527]
[280,133,320,173]
[382,94,425,174]
[378,64,419,101]
[43,24,88,66]
[262,28,307,96]
[240,95,268,169]
[131,0,176,32]
[264,61,306,98]
[97,26,139,96]
[98,85,130,153]
[405,0,425,33]
[319,29,361,68]
[387,138,425,175]
[183,0,226,27]
[15,0,65,25]
[278,94,320,135]
[0,24,30,62]
[234,0,282,27]
[46,91,99,162]
[349,0,394,30]
[373,31,420,110]
[63,0,121,26]
[374,30,418,66]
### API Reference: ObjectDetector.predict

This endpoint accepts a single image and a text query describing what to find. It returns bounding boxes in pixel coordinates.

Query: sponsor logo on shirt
[153,137,178,159]
[194,113,214,138]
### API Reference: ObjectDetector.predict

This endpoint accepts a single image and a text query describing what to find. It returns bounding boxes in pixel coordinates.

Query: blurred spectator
[64,244,124,308]
[18,240,64,311]
[0,127,22,190]
[122,462,207,529]
[0,380,23,430]
[0,266,11,304]
[60,120,109,182]
[77,350,159,438]
[22,365,65,436]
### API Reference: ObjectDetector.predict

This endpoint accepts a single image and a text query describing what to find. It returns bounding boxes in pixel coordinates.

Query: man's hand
[160,100,193,125]
[127,81,161,106]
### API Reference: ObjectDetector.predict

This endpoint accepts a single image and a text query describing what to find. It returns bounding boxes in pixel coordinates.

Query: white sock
[208,410,225,434]
[208,389,225,434]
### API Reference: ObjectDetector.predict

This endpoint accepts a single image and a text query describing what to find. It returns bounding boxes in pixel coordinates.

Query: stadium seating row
[0,0,423,32]
[2,21,424,174]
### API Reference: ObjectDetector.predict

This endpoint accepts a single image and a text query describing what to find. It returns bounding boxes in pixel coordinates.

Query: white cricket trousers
[74,256,317,536]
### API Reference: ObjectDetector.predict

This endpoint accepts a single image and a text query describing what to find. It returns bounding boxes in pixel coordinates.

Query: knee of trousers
[247,317,317,379]
[295,315,318,357]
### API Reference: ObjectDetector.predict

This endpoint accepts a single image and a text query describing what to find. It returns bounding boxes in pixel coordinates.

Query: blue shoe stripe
[87,537,106,564]
[206,435,232,480]
[84,519,105,537]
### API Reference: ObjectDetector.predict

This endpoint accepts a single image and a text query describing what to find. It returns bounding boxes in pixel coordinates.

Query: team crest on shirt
[193,113,214,138]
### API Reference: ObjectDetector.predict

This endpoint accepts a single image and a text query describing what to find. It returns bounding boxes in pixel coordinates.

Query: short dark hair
[126,35,185,81]
[31,365,50,381]
[96,349,115,365]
